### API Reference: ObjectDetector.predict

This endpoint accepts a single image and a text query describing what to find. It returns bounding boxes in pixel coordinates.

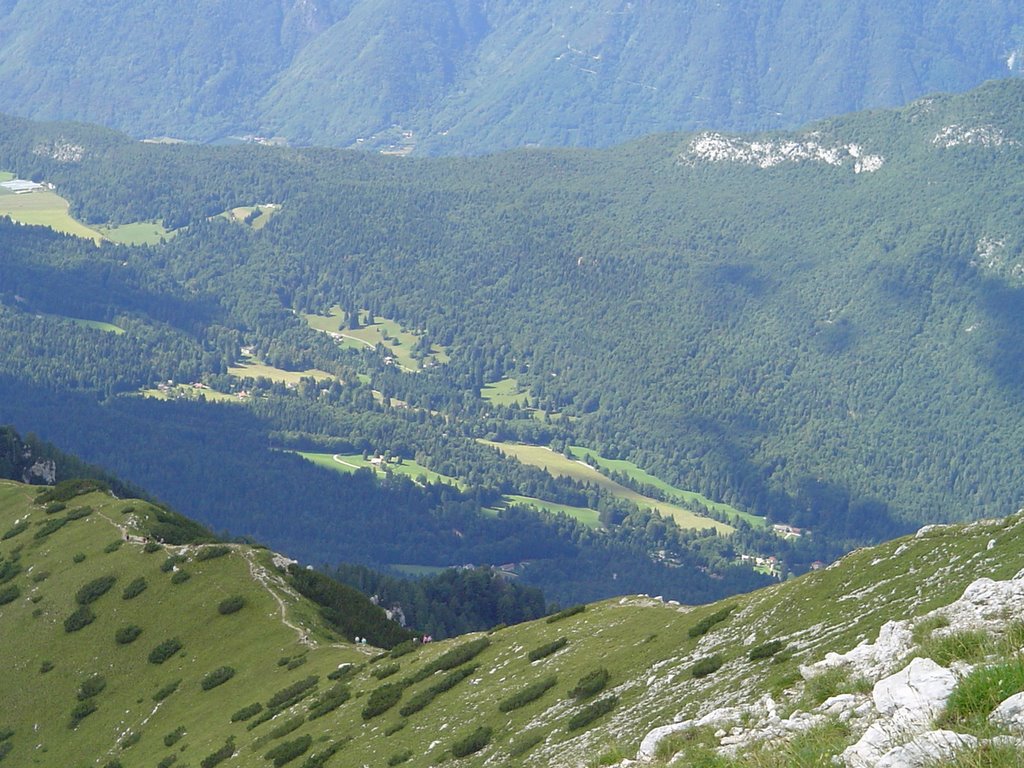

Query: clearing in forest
[480,441,733,533]
[303,307,450,371]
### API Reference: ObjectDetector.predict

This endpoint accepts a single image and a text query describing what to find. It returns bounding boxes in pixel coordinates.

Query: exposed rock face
[22,458,56,485]
[680,132,885,172]
[636,570,1024,765]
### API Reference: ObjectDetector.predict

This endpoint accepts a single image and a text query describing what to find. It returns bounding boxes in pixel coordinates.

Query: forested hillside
[0,0,1020,153]
[0,81,1022,604]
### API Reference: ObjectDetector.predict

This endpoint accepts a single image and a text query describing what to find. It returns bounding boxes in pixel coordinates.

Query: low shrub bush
[200,666,236,691]
[399,665,478,717]
[307,684,350,720]
[65,506,93,521]
[748,640,786,661]
[63,605,96,633]
[230,702,263,722]
[528,636,568,661]
[267,676,320,711]
[509,729,545,757]
[405,637,490,685]
[34,518,68,540]
[164,726,186,747]
[149,638,182,664]
[217,595,245,615]
[160,555,186,573]
[170,570,191,585]
[362,682,404,720]
[1,521,28,540]
[195,545,231,562]
[451,726,492,758]
[115,625,142,645]
[499,674,558,712]
[389,639,416,659]
[69,701,97,729]
[0,584,19,606]
[152,679,181,702]
[199,738,235,768]
[121,577,147,600]
[371,662,401,680]
[265,735,312,767]
[567,694,618,731]
[103,540,123,553]
[546,604,586,623]
[569,668,610,699]
[387,749,413,766]
[688,605,735,638]
[691,655,724,679]
[77,674,106,700]
[76,575,117,605]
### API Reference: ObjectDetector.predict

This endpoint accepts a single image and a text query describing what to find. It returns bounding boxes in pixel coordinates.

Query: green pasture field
[295,451,460,486]
[97,220,175,245]
[479,441,732,534]
[567,447,763,527]
[500,494,601,528]
[303,306,450,370]
[218,203,280,230]
[139,385,240,403]
[481,377,530,406]
[227,359,337,386]
[0,171,13,182]
[41,313,125,334]
[0,188,105,242]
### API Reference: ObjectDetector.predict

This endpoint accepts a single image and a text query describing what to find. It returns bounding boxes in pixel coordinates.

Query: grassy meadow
[227,359,337,386]
[0,187,105,243]
[303,307,450,370]
[480,441,733,533]
[97,220,175,245]
[217,203,280,230]
[295,451,460,486]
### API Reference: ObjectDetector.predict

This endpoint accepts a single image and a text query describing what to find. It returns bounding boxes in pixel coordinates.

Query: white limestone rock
[872,657,957,727]
[875,730,977,768]
[990,692,1024,735]
[801,620,914,682]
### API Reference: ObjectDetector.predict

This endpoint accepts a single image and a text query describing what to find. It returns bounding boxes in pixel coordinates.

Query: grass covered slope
[3,477,1024,766]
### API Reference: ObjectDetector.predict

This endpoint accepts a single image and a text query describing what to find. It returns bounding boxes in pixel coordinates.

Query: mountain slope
[0,1,1021,153]
[2,476,1024,766]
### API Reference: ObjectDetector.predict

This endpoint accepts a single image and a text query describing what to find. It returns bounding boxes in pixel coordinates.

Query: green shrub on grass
[528,636,568,661]
[405,637,490,685]
[267,676,320,711]
[152,679,181,702]
[200,666,236,691]
[941,659,1024,729]
[121,577,147,600]
[199,738,235,768]
[230,702,263,722]
[0,584,19,606]
[143,541,162,553]
[156,756,177,768]
[120,731,141,748]
[509,729,546,757]
[65,506,93,521]
[546,604,586,623]
[1,521,28,540]
[39,660,54,674]
[103,540,123,553]
[387,749,413,766]
[399,665,478,717]
[35,518,68,540]
[451,726,492,758]
[76,575,117,605]
[115,625,142,645]
[170,570,191,585]
[77,674,106,700]
[384,720,406,736]
[63,605,96,633]
[691,655,724,679]
[164,726,186,747]
[569,668,610,699]
[327,664,356,682]
[371,662,401,680]
[265,735,312,767]
[307,684,351,720]
[0,560,20,586]
[500,674,558,712]
[297,739,350,768]
[148,638,182,664]
[567,695,619,731]
[362,682,404,720]
[69,701,97,729]
[748,640,787,661]
[217,596,245,615]
[42,502,66,514]
[688,605,736,638]
[160,555,186,573]
[266,714,305,740]
[195,545,231,561]
[72,552,86,563]
[389,639,416,659]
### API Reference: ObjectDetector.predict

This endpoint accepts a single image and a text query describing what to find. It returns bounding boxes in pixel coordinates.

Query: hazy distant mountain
[1,0,1022,153]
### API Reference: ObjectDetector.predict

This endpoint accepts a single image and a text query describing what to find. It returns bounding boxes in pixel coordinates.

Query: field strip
[332,455,362,470]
